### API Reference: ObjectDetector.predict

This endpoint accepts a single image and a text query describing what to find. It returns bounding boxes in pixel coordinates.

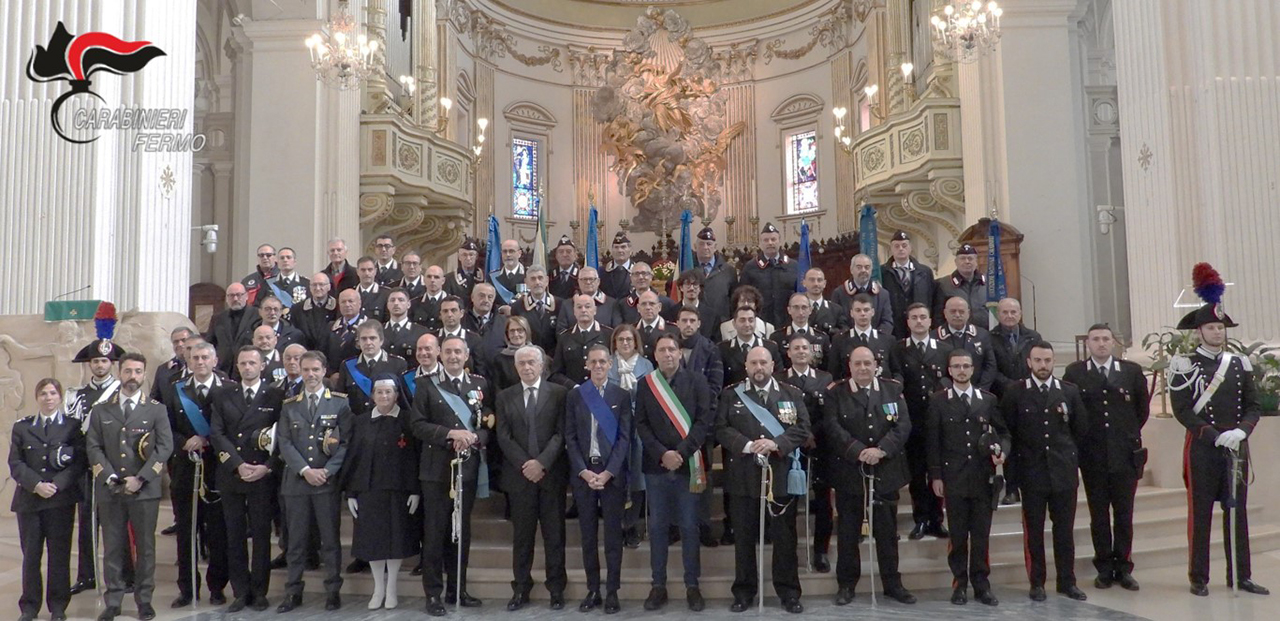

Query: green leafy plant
[1141,328,1198,398]
[1228,339,1280,414]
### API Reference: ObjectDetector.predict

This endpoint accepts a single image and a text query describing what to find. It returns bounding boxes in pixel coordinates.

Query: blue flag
[859,205,882,284]
[677,209,694,273]
[586,205,600,270]
[486,214,503,275]
[985,218,1007,320]
[796,219,811,291]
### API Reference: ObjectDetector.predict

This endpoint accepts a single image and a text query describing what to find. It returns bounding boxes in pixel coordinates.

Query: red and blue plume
[1191,262,1225,305]
[94,302,118,340]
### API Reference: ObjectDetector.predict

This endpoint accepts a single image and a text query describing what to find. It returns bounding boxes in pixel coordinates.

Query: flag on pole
[796,219,811,291]
[672,209,695,300]
[486,214,515,305]
[985,218,1007,322]
[586,203,600,271]
[859,205,882,284]
[533,190,549,267]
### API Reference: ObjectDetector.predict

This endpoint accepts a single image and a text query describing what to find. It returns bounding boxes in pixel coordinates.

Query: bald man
[555,266,622,331]
[988,298,1042,394]
[208,283,259,374]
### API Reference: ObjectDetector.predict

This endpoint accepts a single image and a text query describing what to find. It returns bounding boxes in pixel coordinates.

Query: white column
[0,0,195,314]
[1115,0,1280,343]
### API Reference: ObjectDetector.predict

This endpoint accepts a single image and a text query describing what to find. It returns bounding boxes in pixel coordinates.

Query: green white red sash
[646,372,706,493]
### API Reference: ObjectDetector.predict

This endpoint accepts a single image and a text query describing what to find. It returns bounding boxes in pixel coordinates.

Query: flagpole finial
[588,190,596,205]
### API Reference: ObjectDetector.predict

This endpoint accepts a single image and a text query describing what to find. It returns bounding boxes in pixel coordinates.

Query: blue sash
[577,383,618,448]
[734,385,806,495]
[344,359,373,397]
[174,383,212,437]
[490,275,515,305]
[403,371,418,397]
[432,378,490,498]
[267,279,293,308]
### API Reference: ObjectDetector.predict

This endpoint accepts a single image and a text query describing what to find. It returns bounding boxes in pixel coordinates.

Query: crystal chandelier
[931,1,1003,63]
[305,0,378,90]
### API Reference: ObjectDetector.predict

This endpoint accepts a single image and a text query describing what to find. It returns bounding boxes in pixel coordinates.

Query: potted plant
[1229,340,1280,416]
[1141,327,1200,417]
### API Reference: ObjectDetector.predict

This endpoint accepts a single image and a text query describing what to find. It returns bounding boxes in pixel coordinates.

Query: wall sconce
[434,96,452,134]
[863,83,885,122]
[832,107,854,154]
[901,62,916,105]
[471,117,488,167]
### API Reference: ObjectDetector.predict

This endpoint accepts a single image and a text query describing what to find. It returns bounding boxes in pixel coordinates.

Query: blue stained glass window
[512,138,539,220]
[786,130,818,214]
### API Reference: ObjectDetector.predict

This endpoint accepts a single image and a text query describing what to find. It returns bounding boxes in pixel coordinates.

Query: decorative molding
[397,141,423,176]
[711,42,759,83]
[761,3,852,64]
[372,130,388,166]
[770,93,826,125]
[451,1,565,71]
[569,46,612,87]
[503,101,559,129]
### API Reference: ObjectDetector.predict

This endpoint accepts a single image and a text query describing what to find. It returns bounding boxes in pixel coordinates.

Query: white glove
[407,494,420,514]
[347,497,359,519]
[1217,428,1248,451]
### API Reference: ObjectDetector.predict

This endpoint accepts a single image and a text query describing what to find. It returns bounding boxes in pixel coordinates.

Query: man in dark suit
[463,284,509,368]
[159,340,230,608]
[829,294,895,380]
[353,257,390,322]
[512,266,561,353]
[716,346,811,614]
[387,251,425,298]
[989,297,1041,395]
[634,333,713,612]
[288,273,337,350]
[933,244,989,330]
[273,248,311,307]
[564,345,632,613]
[1063,324,1149,592]
[409,334,493,615]
[496,346,569,611]
[600,232,634,301]
[371,234,404,286]
[412,266,449,332]
[438,296,488,378]
[337,321,408,417]
[799,268,849,335]
[619,263,679,325]
[325,289,369,375]
[820,347,917,605]
[830,255,893,335]
[206,283,258,375]
[241,244,280,307]
[774,335,834,573]
[635,290,680,364]
[550,294,614,387]
[209,347,283,612]
[737,223,798,329]
[935,297,998,390]
[691,227,737,329]
[885,303,952,540]
[548,235,581,300]
[11,377,85,621]
[720,306,783,387]
[555,267,622,331]
[384,288,430,362]
[926,348,1007,607]
[770,293,831,371]
[674,270,721,341]
[676,307,723,400]
[241,294,304,352]
[443,239,484,303]
[321,238,359,294]
[881,231,936,338]
[86,353,174,621]
[151,327,192,403]
[1001,342,1090,602]
[275,351,352,613]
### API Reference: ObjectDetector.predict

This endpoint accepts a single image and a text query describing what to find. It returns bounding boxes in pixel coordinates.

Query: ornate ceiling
[488,0,822,31]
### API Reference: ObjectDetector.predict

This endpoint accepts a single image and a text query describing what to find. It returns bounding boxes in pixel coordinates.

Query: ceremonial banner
[860,205,882,284]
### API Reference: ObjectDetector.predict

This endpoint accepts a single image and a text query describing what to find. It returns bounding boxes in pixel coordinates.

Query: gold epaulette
[285,394,304,403]
[330,391,347,398]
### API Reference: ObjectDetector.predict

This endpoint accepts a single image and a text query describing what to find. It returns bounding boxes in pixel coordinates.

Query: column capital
[1000,0,1090,27]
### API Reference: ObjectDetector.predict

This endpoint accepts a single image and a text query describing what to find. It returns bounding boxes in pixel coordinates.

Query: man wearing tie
[548,235,581,300]
[829,294,894,380]
[209,347,284,612]
[691,227,737,330]
[564,345,632,613]
[337,321,408,418]
[770,294,831,371]
[989,297,1041,395]
[383,288,429,362]
[496,346,569,611]
[830,255,893,335]
[880,231,936,337]
[935,297,998,390]
[512,266,560,352]
[87,353,174,621]
[549,294,615,387]
[276,352,352,613]
[635,290,679,364]
[775,335,834,573]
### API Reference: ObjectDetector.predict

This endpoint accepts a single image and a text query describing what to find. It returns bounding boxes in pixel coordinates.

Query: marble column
[0,0,196,314]
[1115,0,1280,343]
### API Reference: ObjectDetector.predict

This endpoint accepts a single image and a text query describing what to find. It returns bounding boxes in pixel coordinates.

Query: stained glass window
[786,130,818,214]
[512,137,539,220]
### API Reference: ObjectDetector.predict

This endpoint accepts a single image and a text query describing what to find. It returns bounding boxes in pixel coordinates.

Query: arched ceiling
[488,0,823,31]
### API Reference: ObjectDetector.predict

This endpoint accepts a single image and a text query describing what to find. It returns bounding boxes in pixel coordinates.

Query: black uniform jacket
[9,412,85,512]
[818,378,911,494]
[408,371,494,484]
[926,387,1008,498]
[1000,378,1089,493]
[1062,358,1149,475]
[209,381,284,493]
[716,379,812,498]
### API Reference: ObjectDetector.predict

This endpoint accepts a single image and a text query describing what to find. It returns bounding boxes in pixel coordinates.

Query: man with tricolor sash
[634,333,713,612]
[716,345,811,614]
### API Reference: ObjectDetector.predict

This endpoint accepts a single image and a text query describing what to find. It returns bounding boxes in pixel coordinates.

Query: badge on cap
[459,238,479,251]
[697,227,716,241]
[98,340,113,356]
[761,222,779,235]
[891,230,910,242]
[956,243,978,256]
[612,231,630,245]
[555,234,575,250]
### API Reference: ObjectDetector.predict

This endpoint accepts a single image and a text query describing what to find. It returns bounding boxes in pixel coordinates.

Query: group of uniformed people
[9,227,1268,621]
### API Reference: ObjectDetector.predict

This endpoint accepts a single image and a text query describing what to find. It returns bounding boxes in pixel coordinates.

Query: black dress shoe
[1001,490,1021,505]
[604,591,621,614]
[324,593,341,610]
[271,554,287,569]
[124,582,134,594]
[643,586,668,611]
[252,597,271,611]
[426,596,446,616]
[19,613,35,621]
[550,592,565,610]
[886,586,917,604]
[624,528,642,549]
[1190,582,1209,596]
[1058,585,1087,601]
[908,522,927,540]
[950,587,967,605]
[138,603,156,620]
[975,590,999,606]
[687,586,705,611]
[1095,573,1114,589]
[1239,579,1271,595]
[1116,572,1140,591]
[70,579,95,595]
[700,524,720,547]
[97,606,121,621]
[171,594,192,608]
[580,591,602,612]
[162,523,178,535]
[507,592,530,611]
[345,559,368,574]
[834,587,854,605]
[277,594,302,612]
[729,599,749,613]
[454,591,481,607]
[210,590,227,605]
[566,502,580,519]
[720,529,736,546]
[305,556,321,571]
[1029,586,1047,601]
[411,563,424,576]
[924,521,950,538]
[51,614,68,621]
[812,551,831,573]
[228,597,249,612]
[669,525,682,543]
[783,598,804,613]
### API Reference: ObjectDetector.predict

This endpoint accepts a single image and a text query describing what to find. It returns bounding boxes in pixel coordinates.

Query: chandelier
[931,1,1003,63]
[305,0,378,90]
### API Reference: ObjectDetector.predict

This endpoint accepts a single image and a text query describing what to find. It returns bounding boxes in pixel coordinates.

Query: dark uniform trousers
[18,506,75,616]
[1080,466,1138,575]
[1021,488,1078,589]
[222,484,274,599]
[420,482,477,597]
[730,495,801,602]
[99,499,160,607]
[283,492,343,595]
[172,452,228,597]
[835,488,901,590]
[946,493,993,591]
[571,468,627,593]
[1171,350,1261,586]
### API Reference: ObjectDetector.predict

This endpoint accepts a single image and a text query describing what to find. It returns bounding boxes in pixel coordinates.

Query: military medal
[778,401,797,425]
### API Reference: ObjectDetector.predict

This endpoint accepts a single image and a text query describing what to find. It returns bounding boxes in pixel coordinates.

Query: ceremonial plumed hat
[73,302,127,363]
[1176,263,1238,329]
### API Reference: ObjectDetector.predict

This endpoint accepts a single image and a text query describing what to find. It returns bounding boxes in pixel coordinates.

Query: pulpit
[957,218,1025,302]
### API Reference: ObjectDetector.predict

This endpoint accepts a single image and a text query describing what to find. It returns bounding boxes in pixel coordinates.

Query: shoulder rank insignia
[218,451,231,463]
